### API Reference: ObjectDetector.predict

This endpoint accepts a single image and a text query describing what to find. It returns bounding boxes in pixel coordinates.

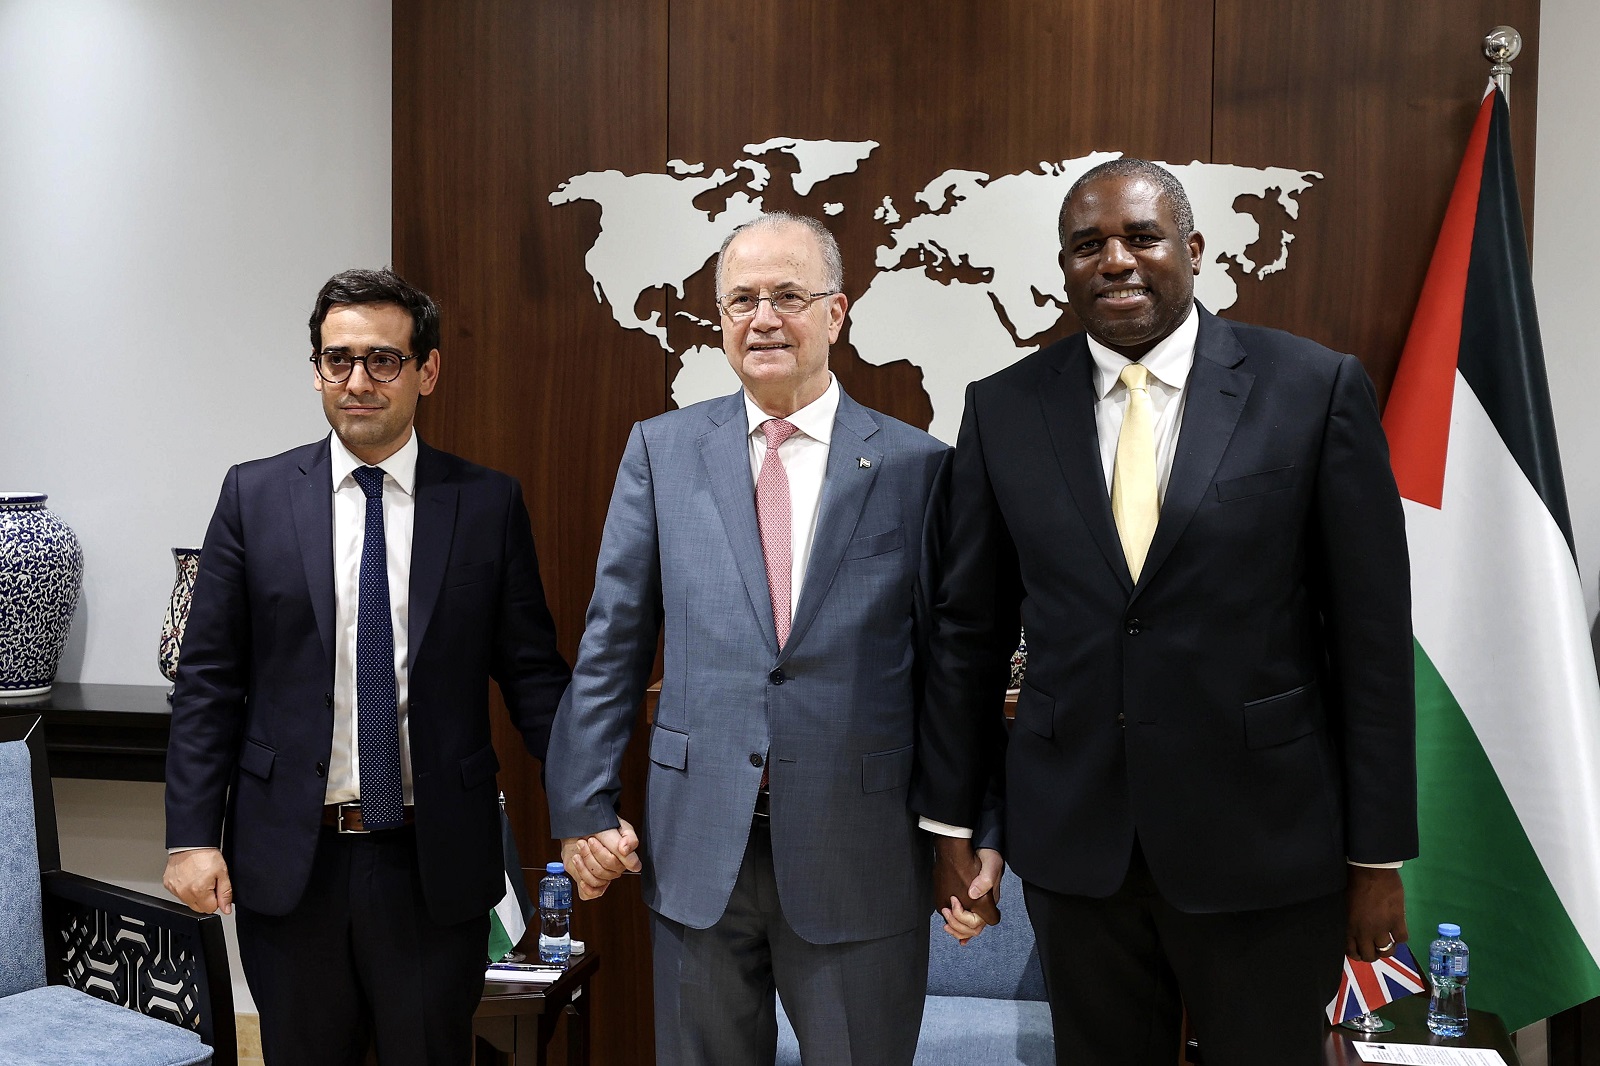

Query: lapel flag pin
[858,458,872,469]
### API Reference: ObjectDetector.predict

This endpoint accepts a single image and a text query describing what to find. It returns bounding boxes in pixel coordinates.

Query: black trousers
[1023,843,1345,1066]
[236,826,488,1066]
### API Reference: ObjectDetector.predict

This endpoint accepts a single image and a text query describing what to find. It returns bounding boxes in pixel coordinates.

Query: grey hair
[714,212,845,295]
[1059,158,1196,249]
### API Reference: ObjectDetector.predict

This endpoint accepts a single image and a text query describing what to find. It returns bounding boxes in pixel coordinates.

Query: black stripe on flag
[1456,90,1575,555]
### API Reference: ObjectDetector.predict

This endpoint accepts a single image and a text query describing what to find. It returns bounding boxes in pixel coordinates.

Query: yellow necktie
[1112,362,1158,581]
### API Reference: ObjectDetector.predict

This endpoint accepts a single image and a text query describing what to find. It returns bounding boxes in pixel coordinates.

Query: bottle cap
[1438,923,1462,937]
[546,861,566,874]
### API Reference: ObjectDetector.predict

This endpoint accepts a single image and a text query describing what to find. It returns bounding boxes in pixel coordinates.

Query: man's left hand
[1346,866,1408,962]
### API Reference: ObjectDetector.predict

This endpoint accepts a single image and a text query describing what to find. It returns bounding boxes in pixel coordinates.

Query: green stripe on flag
[1403,641,1600,1031]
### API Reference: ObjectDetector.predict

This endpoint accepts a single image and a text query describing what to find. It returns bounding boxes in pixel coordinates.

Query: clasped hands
[561,816,643,899]
[932,836,1004,944]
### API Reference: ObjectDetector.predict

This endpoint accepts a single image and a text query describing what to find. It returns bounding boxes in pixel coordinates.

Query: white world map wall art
[551,138,1320,444]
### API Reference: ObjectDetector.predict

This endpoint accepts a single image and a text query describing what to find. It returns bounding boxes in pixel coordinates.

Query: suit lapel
[781,392,882,664]
[289,438,337,675]
[1137,311,1254,591]
[1039,338,1131,590]
[408,440,458,665]
[699,393,782,654]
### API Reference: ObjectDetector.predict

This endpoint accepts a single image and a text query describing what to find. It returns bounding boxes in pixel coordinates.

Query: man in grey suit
[545,213,949,1065]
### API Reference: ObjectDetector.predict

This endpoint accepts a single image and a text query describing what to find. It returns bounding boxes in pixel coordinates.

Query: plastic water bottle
[1427,923,1470,1036]
[538,861,573,965]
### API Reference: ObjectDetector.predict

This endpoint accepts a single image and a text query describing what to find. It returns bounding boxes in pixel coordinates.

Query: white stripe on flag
[1404,370,1600,964]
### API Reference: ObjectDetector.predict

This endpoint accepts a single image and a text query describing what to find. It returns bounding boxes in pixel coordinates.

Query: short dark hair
[308,268,441,356]
[1059,158,1196,249]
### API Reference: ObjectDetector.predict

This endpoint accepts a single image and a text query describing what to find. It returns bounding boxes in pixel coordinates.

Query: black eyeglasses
[310,349,420,383]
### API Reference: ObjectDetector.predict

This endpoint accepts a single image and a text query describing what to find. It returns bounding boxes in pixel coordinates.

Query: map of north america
[551,139,1319,443]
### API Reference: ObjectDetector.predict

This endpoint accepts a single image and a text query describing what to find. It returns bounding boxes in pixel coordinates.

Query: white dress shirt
[743,375,840,623]
[327,430,417,806]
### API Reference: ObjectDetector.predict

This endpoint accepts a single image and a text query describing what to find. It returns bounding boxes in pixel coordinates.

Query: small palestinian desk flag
[488,793,534,962]
[1326,943,1427,1024]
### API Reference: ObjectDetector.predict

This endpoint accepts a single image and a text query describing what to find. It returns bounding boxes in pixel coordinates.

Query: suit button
[769,669,786,685]
[1125,619,1143,636]
[324,693,333,708]
[315,761,327,777]
[750,753,764,768]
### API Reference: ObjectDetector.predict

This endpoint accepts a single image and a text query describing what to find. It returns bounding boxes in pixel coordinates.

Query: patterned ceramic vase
[0,493,84,699]
[158,548,202,683]
[1008,627,1028,691]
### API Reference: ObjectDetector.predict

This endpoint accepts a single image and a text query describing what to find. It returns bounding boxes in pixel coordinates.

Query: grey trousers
[650,819,928,1066]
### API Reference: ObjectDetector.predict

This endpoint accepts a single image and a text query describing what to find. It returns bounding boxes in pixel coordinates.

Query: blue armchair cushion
[0,984,212,1066]
[0,740,47,998]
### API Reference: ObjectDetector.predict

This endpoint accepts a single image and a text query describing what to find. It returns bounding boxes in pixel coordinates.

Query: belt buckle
[335,801,369,834]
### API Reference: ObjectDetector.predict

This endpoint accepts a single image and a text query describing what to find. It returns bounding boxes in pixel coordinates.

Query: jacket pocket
[444,560,495,588]
[239,738,276,780]
[1242,682,1319,749]
[650,725,688,770]
[1215,465,1296,502]
[842,525,905,560]
[862,744,914,793]
[1015,679,1055,739]
[459,742,501,788]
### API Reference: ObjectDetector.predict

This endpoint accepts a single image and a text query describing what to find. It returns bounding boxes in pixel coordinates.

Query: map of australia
[551,140,1319,443]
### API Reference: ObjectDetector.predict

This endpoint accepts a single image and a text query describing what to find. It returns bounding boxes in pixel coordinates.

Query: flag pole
[1483,26,1521,104]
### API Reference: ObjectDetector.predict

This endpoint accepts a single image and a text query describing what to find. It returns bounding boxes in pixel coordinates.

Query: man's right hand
[163,848,233,915]
[931,835,1002,943]
[561,817,643,900]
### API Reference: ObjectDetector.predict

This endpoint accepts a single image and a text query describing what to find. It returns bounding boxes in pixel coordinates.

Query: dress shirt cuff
[167,846,218,855]
[919,816,973,839]
[1347,859,1403,869]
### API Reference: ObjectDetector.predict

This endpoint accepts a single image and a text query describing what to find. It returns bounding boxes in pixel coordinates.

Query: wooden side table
[1324,995,1520,1064]
[474,952,600,1066]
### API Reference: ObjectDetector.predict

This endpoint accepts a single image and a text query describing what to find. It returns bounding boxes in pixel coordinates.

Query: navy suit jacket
[914,308,1418,913]
[546,389,949,944]
[165,436,569,923]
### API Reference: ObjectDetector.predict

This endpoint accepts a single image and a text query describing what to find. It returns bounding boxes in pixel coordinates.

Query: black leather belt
[322,802,415,833]
[753,789,770,819]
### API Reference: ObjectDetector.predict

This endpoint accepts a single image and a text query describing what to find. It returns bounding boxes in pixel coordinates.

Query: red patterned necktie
[756,418,799,647]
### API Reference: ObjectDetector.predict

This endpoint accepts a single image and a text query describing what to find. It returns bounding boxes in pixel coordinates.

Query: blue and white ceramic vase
[0,493,84,699]
[158,547,202,683]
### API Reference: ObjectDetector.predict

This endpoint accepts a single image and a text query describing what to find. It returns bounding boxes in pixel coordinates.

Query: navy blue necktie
[352,466,403,829]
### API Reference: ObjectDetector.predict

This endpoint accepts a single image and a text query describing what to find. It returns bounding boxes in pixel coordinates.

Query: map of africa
[551,139,1319,443]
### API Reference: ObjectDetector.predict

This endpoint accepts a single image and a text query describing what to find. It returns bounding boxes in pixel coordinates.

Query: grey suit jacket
[547,388,950,944]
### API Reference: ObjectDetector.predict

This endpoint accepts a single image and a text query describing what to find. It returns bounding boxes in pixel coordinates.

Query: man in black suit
[163,269,569,1066]
[914,160,1417,1065]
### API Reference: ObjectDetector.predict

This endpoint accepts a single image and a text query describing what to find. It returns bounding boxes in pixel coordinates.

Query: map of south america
[551,140,1319,443]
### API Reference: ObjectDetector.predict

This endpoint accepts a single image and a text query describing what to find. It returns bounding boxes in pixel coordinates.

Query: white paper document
[1351,1042,1508,1065]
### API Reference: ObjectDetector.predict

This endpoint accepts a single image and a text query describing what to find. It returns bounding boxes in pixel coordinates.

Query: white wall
[1535,0,1600,627]
[0,0,392,1016]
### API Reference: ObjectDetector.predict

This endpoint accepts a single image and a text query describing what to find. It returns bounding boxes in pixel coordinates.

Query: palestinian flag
[1383,85,1600,1031]
[487,796,534,962]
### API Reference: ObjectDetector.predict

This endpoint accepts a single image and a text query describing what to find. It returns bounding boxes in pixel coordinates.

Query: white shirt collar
[1089,302,1200,400]
[329,429,419,496]
[743,374,840,446]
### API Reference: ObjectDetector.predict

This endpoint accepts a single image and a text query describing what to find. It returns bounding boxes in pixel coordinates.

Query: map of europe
[551,138,1319,443]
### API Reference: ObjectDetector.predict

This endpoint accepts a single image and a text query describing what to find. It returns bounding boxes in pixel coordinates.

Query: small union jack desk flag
[1325,943,1427,1023]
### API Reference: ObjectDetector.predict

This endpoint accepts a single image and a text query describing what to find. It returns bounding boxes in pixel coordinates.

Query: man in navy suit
[163,269,569,1066]
[914,160,1417,1065]
[547,214,949,1065]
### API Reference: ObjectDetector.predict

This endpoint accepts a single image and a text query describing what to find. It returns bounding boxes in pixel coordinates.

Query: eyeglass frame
[309,348,425,384]
[715,290,841,319]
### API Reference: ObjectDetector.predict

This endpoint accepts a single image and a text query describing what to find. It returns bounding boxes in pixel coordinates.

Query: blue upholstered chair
[777,868,1053,1064]
[0,713,234,1066]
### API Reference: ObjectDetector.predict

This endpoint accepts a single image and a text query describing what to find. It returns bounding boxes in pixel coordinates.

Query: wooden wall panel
[1214,5,1540,399]
[665,0,1215,418]
[395,4,1544,1062]
[394,2,667,1062]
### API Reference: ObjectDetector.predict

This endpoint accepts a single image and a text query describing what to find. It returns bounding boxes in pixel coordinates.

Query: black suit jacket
[914,307,1417,913]
[165,436,569,923]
